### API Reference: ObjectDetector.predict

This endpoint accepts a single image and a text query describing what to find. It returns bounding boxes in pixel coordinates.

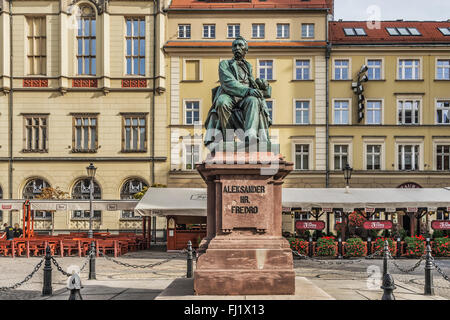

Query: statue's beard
[233,51,245,60]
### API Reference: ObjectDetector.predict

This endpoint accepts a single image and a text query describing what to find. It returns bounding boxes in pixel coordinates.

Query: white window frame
[395,139,424,171]
[332,99,352,125]
[183,99,201,125]
[182,58,202,81]
[365,57,385,80]
[178,24,191,39]
[276,23,290,39]
[227,24,240,38]
[202,24,216,39]
[435,98,450,124]
[257,59,275,81]
[333,58,351,80]
[182,141,202,171]
[301,23,315,39]
[435,57,450,80]
[293,99,311,125]
[432,139,450,171]
[363,138,385,170]
[252,23,265,39]
[265,99,275,123]
[330,138,353,171]
[365,99,384,125]
[397,97,422,125]
[293,58,312,80]
[291,138,314,171]
[397,58,422,80]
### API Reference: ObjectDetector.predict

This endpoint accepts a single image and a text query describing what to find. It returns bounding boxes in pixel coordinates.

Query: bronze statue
[204,36,272,150]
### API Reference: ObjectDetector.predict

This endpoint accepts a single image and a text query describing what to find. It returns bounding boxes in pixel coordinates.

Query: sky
[334,0,450,21]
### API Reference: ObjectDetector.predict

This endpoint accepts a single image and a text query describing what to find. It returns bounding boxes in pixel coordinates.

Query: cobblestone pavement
[0,247,448,300]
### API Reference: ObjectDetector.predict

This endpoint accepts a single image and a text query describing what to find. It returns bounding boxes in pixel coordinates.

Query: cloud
[334,0,450,21]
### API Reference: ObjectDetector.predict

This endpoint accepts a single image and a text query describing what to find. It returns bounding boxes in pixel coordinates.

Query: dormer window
[386,27,421,36]
[438,27,450,36]
[343,28,366,36]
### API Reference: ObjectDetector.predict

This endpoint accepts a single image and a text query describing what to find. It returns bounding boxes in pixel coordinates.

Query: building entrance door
[402,214,411,236]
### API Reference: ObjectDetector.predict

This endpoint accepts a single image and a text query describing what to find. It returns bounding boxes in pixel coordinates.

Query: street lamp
[343,163,353,193]
[86,163,97,238]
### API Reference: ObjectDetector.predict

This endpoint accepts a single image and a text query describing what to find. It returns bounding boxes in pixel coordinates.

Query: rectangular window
[185,101,200,125]
[437,101,450,124]
[277,24,290,38]
[178,24,191,38]
[258,60,273,80]
[73,116,98,152]
[398,145,419,170]
[252,24,265,38]
[295,60,310,80]
[398,100,420,124]
[436,145,450,170]
[437,210,450,220]
[295,144,309,170]
[203,24,216,38]
[438,27,450,36]
[334,100,349,124]
[437,59,450,80]
[266,100,273,121]
[77,14,96,75]
[366,100,382,124]
[126,17,145,76]
[294,101,310,124]
[367,59,382,80]
[23,116,48,152]
[398,59,420,80]
[185,144,200,170]
[294,211,310,221]
[123,115,146,152]
[227,24,240,38]
[334,145,348,170]
[26,17,46,75]
[301,24,314,38]
[334,59,349,80]
[184,60,200,81]
[366,145,381,170]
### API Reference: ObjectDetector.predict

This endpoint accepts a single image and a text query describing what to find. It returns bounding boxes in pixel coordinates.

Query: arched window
[120,178,148,219]
[22,178,52,219]
[71,178,101,219]
[77,4,96,75]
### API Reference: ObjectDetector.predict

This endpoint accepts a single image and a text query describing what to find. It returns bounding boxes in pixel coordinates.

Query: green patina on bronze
[204,36,273,150]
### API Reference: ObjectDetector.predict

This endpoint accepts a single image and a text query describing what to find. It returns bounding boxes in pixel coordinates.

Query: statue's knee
[217,96,233,111]
[246,96,259,105]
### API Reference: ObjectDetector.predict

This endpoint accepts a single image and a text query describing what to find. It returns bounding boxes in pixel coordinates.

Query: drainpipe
[8,0,13,223]
[151,0,159,186]
[325,12,331,188]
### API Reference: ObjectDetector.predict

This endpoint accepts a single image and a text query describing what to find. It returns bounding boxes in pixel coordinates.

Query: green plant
[344,237,366,257]
[348,212,365,228]
[316,236,337,256]
[432,237,450,257]
[373,237,396,254]
[404,235,426,257]
[288,238,308,255]
[433,230,445,239]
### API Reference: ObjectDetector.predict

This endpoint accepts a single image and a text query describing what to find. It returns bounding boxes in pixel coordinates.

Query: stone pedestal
[194,152,295,295]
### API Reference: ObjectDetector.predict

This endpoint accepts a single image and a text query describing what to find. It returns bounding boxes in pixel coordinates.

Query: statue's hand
[255,78,269,91]
[249,88,263,99]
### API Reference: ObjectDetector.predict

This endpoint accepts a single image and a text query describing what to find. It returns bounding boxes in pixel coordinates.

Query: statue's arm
[218,61,250,98]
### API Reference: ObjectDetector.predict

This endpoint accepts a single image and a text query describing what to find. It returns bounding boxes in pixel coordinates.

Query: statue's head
[232,36,248,60]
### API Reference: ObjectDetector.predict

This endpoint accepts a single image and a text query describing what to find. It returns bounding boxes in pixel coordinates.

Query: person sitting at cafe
[13,223,23,238]
[1,223,15,240]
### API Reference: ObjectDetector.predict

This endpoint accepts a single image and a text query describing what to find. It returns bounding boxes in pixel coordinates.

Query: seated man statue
[204,36,272,151]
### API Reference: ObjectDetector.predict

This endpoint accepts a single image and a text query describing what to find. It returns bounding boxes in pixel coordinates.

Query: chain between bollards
[42,245,53,296]
[424,241,434,295]
[88,241,96,280]
[187,240,193,278]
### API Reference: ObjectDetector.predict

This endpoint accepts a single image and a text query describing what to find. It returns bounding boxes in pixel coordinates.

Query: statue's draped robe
[204,59,272,148]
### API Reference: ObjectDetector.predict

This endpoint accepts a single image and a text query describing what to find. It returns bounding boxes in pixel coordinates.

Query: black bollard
[381,273,396,300]
[367,237,372,257]
[89,241,96,280]
[308,237,313,258]
[396,237,401,258]
[424,243,435,295]
[187,240,193,278]
[337,237,343,259]
[42,246,53,296]
[383,240,389,278]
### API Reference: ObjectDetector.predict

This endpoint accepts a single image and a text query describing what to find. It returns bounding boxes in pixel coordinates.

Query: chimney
[326,0,334,18]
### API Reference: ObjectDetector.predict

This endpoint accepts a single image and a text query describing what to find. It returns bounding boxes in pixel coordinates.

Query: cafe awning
[134,187,450,216]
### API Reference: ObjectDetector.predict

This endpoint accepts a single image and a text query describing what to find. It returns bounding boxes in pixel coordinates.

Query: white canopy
[134,187,450,216]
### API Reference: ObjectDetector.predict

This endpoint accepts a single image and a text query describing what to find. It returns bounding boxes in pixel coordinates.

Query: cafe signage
[431,220,450,230]
[363,220,393,230]
[295,220,325,230]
